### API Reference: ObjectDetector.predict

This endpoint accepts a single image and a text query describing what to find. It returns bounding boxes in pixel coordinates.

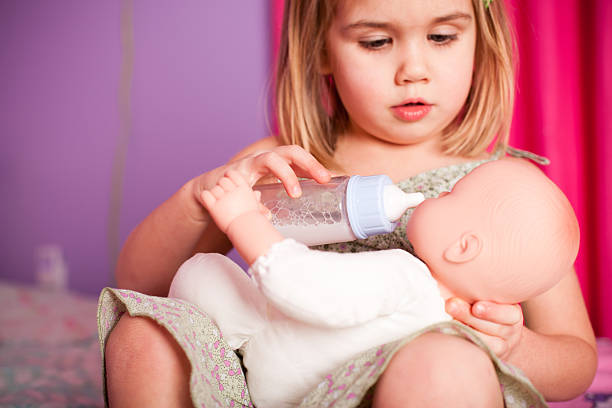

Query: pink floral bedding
[0,279,609,407]
[0,280,103,407]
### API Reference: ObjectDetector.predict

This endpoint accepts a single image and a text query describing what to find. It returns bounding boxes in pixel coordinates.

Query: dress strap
[505,146,550,166]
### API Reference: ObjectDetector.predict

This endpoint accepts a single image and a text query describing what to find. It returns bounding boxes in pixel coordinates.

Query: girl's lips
[391,103,432,122]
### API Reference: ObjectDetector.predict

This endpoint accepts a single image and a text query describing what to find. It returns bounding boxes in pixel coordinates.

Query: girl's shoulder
[229,136,281,162]
[396,147,549,194]
[397,156,493,199]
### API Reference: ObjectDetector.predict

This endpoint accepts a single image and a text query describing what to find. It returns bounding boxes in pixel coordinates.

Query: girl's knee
[105,314,192,407]
[373,332,503,408]
[106,314,188,374]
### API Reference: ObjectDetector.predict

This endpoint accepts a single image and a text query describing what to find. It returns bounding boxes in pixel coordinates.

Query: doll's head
[274,0,517,167]
[406,158,580,304]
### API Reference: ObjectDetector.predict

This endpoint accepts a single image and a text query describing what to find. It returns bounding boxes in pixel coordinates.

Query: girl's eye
[359,38,392,50]
[428,33,458,45]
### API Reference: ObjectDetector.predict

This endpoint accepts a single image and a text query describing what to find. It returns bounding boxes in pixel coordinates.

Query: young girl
[99,0,597,407]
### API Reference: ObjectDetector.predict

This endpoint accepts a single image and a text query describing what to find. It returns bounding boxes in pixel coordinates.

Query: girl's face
[324,0,476,146]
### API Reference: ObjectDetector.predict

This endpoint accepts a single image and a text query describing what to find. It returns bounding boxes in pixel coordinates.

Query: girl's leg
[372,332,504,408]
[105,314,192,407]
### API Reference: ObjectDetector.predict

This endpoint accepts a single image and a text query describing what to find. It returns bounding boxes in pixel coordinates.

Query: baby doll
[169,158,579,408]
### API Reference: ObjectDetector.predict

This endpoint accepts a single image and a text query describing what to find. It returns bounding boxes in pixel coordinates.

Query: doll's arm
[204,171,448,329]
[250,241,448,328]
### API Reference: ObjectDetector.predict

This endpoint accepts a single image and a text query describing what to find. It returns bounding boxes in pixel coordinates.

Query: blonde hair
[274,0,517,167]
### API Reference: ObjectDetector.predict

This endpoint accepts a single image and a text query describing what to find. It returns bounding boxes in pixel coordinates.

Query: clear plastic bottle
[254,175,424,246]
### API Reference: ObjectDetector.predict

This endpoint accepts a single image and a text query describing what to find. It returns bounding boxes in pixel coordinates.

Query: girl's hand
[199,145,331,203]
[445,297,524,360]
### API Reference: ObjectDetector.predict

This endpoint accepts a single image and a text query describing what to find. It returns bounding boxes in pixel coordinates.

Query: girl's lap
[99,288,547,408]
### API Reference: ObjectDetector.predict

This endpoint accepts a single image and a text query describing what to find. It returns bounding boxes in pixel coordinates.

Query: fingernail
[291,185,301,197]
[474,303,486,316]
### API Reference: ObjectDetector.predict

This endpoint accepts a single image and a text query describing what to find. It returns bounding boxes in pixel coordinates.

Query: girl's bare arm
[509,269,597,401]
[115,136,331,296]
[115,169,229,296]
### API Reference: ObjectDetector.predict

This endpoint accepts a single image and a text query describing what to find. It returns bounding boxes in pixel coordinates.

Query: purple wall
[0,1,270,295]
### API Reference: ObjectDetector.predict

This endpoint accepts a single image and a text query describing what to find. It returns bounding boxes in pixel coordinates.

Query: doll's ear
[443,232,482,264]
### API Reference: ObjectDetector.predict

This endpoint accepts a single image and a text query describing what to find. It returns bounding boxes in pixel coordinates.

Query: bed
[0,279,610,407]
[0,280,103,407]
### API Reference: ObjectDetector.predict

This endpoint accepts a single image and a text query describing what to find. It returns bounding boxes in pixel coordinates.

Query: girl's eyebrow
[342,12,472,32]
[432,12,472,24]
[342,21,390,32]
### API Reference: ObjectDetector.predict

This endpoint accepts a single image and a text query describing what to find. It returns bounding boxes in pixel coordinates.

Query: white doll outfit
[169,238,450,408]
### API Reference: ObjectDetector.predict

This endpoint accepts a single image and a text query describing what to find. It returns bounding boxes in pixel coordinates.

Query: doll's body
[171,243,448,407]
[169,157,580,407]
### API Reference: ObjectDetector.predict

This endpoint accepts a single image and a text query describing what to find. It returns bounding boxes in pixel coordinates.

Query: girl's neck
[332,131,488,182]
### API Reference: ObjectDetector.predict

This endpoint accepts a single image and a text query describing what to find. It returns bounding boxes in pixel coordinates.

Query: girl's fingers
[445,298,517,338]
[445,299,523,360]
[253,152,303,197]
[274,145,332,183]
[227,145,331,198]
[252,146,330,181]
[445,297,471,319]
[472,301,523,326]
[472,332,508,357]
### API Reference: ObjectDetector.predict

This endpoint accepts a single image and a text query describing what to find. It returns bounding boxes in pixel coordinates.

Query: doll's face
[405,174,486,300]
[406,170,481,265]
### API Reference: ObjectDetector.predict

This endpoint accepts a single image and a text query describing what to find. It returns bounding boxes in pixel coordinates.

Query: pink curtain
[508,0,612,337]
[269,0,612,337]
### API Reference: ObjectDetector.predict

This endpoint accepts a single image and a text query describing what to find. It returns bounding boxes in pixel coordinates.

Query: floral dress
[97,148,550,408]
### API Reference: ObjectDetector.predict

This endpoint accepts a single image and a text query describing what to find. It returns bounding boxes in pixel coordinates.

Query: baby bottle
[254,175,424,246]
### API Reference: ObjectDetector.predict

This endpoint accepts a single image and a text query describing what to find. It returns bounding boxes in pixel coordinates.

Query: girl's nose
[394,47,429,85]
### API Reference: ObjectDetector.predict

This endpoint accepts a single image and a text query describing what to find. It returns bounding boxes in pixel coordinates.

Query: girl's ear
[318,48,332,75]
[443,232,482,264]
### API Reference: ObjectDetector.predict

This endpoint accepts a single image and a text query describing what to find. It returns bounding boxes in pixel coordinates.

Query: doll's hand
[191,146,331,223]
[445,297,524,360]
[201,170,269,233]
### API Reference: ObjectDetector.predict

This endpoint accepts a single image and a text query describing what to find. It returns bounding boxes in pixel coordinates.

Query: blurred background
[1,0,270,296]
[1,0,610,338]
